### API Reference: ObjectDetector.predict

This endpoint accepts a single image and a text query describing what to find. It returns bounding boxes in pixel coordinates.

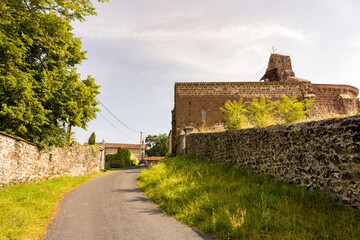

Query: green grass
[137,155,360,240]
[0,171,107,240]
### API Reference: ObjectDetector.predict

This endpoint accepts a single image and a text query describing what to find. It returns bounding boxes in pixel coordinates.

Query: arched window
[202,109,207,121]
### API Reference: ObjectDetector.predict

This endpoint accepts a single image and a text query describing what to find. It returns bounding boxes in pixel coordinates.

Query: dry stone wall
[184,115,360,208]
[0,131,105,186]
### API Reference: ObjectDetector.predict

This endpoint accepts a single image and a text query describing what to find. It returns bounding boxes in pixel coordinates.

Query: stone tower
[260,53,296,82]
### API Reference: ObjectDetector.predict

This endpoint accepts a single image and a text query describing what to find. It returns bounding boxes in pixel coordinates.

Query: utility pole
[140,131,143,159]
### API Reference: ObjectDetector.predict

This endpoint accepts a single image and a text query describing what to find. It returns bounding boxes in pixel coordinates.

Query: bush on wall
[221,95,315,130]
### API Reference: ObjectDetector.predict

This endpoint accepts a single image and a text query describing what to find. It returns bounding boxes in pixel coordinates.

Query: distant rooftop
[145,157,166,161]
[84,139,145,149]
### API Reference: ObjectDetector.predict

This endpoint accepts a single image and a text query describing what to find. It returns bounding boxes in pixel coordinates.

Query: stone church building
[170,53,359,152]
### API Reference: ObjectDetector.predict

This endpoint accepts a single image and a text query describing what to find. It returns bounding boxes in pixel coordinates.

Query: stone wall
[0,131,105,186]
[184,115,360,208]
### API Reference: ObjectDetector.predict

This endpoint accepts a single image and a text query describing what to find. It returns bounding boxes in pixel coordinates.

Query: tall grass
[137,155,360,240]
[0,172,106,240]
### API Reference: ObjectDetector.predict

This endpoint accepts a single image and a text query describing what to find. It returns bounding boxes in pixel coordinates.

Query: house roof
[145,157,166,161]
[84,142,145,149]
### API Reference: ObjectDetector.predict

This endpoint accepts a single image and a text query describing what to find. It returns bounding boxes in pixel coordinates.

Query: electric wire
[98,112,137,143]
[96,97,141,133]
[143,120,171,134]
[96,97,171,138]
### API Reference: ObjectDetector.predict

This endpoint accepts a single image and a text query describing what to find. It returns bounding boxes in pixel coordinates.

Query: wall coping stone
[0,131,39,147]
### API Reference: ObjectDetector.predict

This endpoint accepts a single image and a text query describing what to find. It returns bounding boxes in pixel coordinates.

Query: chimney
[102,139,105,144]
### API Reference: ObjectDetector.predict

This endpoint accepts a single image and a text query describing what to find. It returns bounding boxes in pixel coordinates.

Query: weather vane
[272,46,277,53]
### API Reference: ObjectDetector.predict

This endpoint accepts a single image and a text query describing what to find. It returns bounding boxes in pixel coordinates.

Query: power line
[96,97,141,133]
[143,120,171,135]
[96,97,171,137]
[98,112,137,143]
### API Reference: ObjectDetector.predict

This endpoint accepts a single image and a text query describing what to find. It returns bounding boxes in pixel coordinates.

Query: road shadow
[106,166,147,174]
[193,230,215,240]
[134,208,214,240]
[134,207,164,215]
[111,188,142,193]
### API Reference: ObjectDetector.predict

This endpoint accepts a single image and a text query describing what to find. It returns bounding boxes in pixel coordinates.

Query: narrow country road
[43,166,212,240]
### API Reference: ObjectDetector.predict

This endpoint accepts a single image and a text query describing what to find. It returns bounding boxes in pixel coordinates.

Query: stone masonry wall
[184,115,360,208]
[0,131,105,186]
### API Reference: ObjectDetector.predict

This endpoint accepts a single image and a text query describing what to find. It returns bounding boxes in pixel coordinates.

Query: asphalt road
[43,166,213,240]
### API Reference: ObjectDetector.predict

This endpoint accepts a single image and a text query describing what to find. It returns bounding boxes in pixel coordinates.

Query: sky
[72,0,360,144]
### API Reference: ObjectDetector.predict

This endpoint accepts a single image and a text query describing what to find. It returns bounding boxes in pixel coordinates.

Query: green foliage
[220,99,247,130]
[88,132,96,145]
[221,95,316,130]
[246,96,274,127]
[137,155,360,240]
[0,0,107,148]
[116,147,132,167]
[106,147,137,169]
[0,171,106,240]
[273,95,316,123]
[105,153,118,168]
[145,133,169,157]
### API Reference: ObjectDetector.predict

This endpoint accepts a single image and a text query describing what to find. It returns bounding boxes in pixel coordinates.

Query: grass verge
[0,171,108,240]
[137,155,360,240]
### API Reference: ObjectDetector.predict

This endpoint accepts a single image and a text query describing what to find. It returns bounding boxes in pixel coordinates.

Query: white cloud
[75,23,316,77]
[347,37,360,48]
[77,24,315,46]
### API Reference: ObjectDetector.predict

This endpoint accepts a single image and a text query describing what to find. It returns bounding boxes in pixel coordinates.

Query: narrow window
[202,109,207,121]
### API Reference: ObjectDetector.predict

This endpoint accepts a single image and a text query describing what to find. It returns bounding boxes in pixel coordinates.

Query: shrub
[273,95,316,124]
[246,96,274,127]
[220,99,248,130]
[221,95,316,130]
[130,153,138,166]
[106,153,119,169]
[105,147,136,169]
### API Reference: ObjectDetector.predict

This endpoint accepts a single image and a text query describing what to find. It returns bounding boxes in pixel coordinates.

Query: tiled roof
[96,142,145,149]
[145,157,166,161]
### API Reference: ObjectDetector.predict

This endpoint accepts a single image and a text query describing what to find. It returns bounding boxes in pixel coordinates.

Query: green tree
[273,95,316,123]
[145,134,169,157]
[88,132,96,145]
[0,0,106,148]
[220,99,248,130]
